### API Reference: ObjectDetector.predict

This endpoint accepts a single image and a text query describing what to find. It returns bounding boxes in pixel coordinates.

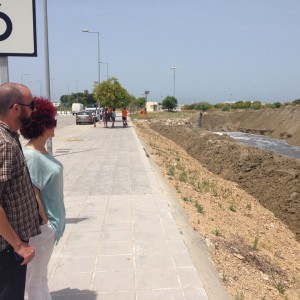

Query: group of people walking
[102,107,128,128]
[0,82,65,300]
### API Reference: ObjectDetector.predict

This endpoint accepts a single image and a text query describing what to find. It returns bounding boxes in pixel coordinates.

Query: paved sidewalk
[25,117,228,300]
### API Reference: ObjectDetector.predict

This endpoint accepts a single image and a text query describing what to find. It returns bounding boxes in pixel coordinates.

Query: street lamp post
[100,62,109,79]
[171,66,177,97]
[144,90,150,112]
[82,29,100,83]
[44,0,53,155]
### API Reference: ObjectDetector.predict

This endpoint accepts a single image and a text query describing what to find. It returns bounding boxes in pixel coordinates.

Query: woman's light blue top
[23,147,65,241]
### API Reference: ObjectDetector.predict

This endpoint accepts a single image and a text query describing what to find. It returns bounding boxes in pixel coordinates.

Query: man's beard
[19,109,32,127]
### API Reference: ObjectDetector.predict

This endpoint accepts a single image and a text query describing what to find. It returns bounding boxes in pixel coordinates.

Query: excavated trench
[149,110,300,241]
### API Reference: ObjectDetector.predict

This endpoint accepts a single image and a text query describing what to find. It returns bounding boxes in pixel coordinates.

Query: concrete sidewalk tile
[49,271,93,292]
[158,209,175,220]
[162,220,184,240]
[83,202,107,212]
[92,270,135,292]
[54,256,96,274]
[103,221,132,231]
[131,185,152,194]
[183,288,209,300]
[107,206,131,216]
[168,239,189,254]
[135,269,180,289]
[95,291,135,300]
[171,251,194,268]
[107,200,131,211]
[132,213,161,223]
[105,207,132,221]
[100,230,133,242]
[177,267,204,289]
[133,222,165,241]
[108,195,132,202]
[136,289,185,300]
[52,294,90,300]
[67,231,101,245]
[96,254,134,271]
[89,183,111,194]
[98,241,133,256]
[72,219,104,233]
[61,243,99,258]
[48,255,59,276]
[134,240,169,255]
[135,252,174,269]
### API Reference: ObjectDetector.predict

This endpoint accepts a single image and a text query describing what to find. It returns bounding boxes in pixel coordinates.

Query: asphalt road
[56,113,76,129]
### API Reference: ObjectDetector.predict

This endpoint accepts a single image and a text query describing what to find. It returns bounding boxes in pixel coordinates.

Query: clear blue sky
[6,0,300,104]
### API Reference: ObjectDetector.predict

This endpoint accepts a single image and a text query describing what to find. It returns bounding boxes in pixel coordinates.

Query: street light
[144,90,150,111]
[21,73,30,84]
[100,62,109,79]
[82,29,100,83]
[171,66,177,97]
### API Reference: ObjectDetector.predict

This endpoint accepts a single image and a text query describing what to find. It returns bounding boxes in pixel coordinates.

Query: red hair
[20,97,57,139]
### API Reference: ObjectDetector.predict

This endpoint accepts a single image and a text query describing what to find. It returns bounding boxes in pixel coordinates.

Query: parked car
[76,111,94,125]
[85,108,100,121]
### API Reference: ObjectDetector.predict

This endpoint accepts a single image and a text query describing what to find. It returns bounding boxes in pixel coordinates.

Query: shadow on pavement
[65,217,88,224]
[54,148,98,158]
[51,288,97,299]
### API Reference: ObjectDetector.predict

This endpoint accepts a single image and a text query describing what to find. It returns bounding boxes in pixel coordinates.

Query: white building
[146,101,160,112]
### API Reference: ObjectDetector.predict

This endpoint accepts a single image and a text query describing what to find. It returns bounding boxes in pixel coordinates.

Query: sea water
[215,132,300,160]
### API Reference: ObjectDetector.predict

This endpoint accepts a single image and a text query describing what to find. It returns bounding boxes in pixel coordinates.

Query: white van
[85,107,100,121]
[72,103,84,115]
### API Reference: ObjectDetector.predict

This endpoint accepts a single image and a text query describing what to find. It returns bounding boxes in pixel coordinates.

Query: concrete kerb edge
[132,122,230,300]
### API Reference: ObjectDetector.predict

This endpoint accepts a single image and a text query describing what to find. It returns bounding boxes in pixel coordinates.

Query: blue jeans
[0,245,27,300]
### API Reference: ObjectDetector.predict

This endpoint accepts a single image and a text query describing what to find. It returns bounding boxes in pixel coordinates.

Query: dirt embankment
[150,123,300,242]
[148,106,300,242]
[200,105,300,146]
[135,117,300,299]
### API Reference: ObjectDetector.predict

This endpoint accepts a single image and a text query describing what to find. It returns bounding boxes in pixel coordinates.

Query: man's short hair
[0,83,23,117]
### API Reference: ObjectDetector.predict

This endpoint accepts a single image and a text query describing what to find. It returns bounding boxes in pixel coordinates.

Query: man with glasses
[0,83,41,300]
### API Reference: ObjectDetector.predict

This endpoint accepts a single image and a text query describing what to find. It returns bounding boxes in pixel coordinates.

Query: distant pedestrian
[122,107,128,127]
[103,108,109,128]
[20,97,66,300]
[0,83,41,300]
[107,107,112,121]
[111,108,116,128]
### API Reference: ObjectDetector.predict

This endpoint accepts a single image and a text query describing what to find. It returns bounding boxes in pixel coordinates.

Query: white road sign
[0,0,37,56]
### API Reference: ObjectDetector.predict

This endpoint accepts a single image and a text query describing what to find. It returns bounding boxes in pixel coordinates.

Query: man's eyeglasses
[9,100,35,111]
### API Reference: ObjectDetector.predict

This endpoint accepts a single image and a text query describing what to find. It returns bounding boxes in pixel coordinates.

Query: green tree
[162,96,178,111]
[181,104,190,110]
[232,101,251,109]
[93,77,131,108]
[194,102,212,111]
[137,97,146,108]
[292,99,300,105]
[128,95,140,113]
[272,102,282,108]
[250,101,262,110]
[60,91,96,108]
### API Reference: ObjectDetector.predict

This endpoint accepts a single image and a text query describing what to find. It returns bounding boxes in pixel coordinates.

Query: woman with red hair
[20,97,65,300]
